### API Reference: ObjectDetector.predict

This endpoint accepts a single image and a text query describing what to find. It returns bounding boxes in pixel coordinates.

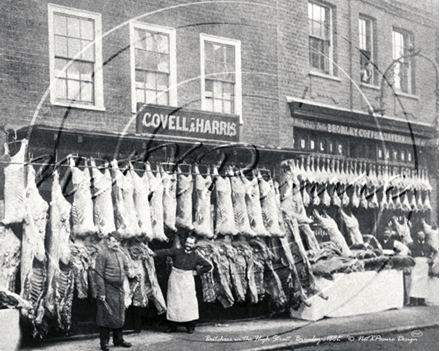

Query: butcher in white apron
[408,229,437,306]
[154,235,212,333]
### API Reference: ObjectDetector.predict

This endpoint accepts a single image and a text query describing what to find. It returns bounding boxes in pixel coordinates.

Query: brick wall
[0,0,437,152]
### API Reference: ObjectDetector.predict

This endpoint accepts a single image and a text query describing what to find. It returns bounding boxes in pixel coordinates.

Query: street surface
[287,327,439,351]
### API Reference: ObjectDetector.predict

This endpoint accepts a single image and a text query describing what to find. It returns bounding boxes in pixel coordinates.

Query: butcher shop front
[1,99,437,343]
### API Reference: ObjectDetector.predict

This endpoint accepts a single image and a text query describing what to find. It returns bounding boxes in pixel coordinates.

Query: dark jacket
[155,247,212,274]
[408,240,437,258]
[95,246,129,329]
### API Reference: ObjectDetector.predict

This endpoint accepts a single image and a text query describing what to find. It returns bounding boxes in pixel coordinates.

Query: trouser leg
[99,327,110,348]
[185,321,195,333]
[133,306,142,333]
[113,328,124,345]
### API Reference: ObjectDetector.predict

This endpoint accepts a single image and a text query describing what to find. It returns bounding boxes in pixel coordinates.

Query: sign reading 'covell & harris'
[136,104,240,142]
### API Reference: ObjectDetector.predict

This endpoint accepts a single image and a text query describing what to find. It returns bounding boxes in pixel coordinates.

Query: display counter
[290,269,404,321]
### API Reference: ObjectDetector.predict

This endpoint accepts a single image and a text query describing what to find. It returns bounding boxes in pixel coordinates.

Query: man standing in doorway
[95,231,132,350]
[154,235,212,333]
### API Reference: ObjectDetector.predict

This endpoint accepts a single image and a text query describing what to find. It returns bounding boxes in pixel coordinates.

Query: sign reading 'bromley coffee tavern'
[136,104,239,142]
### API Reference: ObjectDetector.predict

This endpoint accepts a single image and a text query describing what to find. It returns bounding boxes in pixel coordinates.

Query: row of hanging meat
[290,156,433,211]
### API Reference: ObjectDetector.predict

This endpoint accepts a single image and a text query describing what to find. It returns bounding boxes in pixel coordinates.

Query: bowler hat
[109,231,122,241]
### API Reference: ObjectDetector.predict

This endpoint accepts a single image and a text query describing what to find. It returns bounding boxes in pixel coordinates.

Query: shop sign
[295,119,419,145]
[136,104,239,142]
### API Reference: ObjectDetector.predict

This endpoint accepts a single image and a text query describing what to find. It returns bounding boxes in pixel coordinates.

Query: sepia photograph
[0,0,438,350]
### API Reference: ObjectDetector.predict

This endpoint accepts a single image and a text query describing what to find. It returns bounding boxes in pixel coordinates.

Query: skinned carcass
[339,208,364,246]
[147,163,168,242]
[70,158,97,238]
[131,166,154,240]
[249,237,287,310]
[0,224,20,292]
[111,161,140,239]
[232,236,259,304]
[241,172,269,237]
[231,171,256,236]
[259,174,283,237]
[161,166,177,232]
[143,243,167,314]
[313,210,352,257]
[21,166,49,337]
[214,167,238,236]
[45,171,75,332]
[196,239,235,308]
[193,165,214,238]
[392,216,413,246]
[279,162,319,251]
[90,158,115,237]
[2,139,28,225]
[175,166,194,231]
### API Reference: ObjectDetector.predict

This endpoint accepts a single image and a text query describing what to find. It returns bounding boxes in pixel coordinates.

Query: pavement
[18,305,439,351]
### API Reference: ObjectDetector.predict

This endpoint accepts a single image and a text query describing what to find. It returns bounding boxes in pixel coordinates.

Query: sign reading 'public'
[136,104,239,142]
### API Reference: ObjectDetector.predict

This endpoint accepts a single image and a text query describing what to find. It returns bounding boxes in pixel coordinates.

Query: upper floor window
[392,29,414,94]
[48,4,104,110]
[130,23,176,112]
[359,16,376,85]
[201,34,242,120]
[308,2,332,75]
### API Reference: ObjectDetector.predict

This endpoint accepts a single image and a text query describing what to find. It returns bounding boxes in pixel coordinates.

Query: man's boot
[185,321,195,334]
[113,328,132,348]
[165,321,177,333]
[100,338,110,351]
[409,297,418,306]
[418,298,428,306]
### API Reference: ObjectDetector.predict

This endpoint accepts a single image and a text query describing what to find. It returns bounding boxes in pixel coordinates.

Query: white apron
[410,257,430,298]
[167,267,199,322]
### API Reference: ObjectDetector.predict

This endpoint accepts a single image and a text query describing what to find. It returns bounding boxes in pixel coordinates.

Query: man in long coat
[95,231,132,350]
[154,235,212,333]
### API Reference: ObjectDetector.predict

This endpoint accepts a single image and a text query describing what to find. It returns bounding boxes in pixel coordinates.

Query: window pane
[54,15,67,35]
[223,100,232,114]
[67,80,80,100]
[205,80,213,95]
[223,82,234,100]
[157,91,168,105]
[81,19,94,40]
[135,30,145,49]
[55,58,67,78]
[225,63,235,81]
[213,99,222,113]
[157,34,169,53]
[146,32,154,51]
[213,44,223,62]
[146,52,159,70]
[68,38,81,58]
[81,82,93,102]
[81,40,94,61]
[67,17,80,38]
[67,61,80,80]
[79,62,93,81]
[136,89,145,103]
[145,90,156,104]
[135,49,147,69]
[55,79,67,99]
[158,53,169,72]
[205,97,213,111]
[157,73,168,90]
[55,35,68,57]
[146,72,156,90]
[205,60,215,76]
[213,80,222,98]
[226,46,234,64]
[135,70,146,87]
[205,42,214,61]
